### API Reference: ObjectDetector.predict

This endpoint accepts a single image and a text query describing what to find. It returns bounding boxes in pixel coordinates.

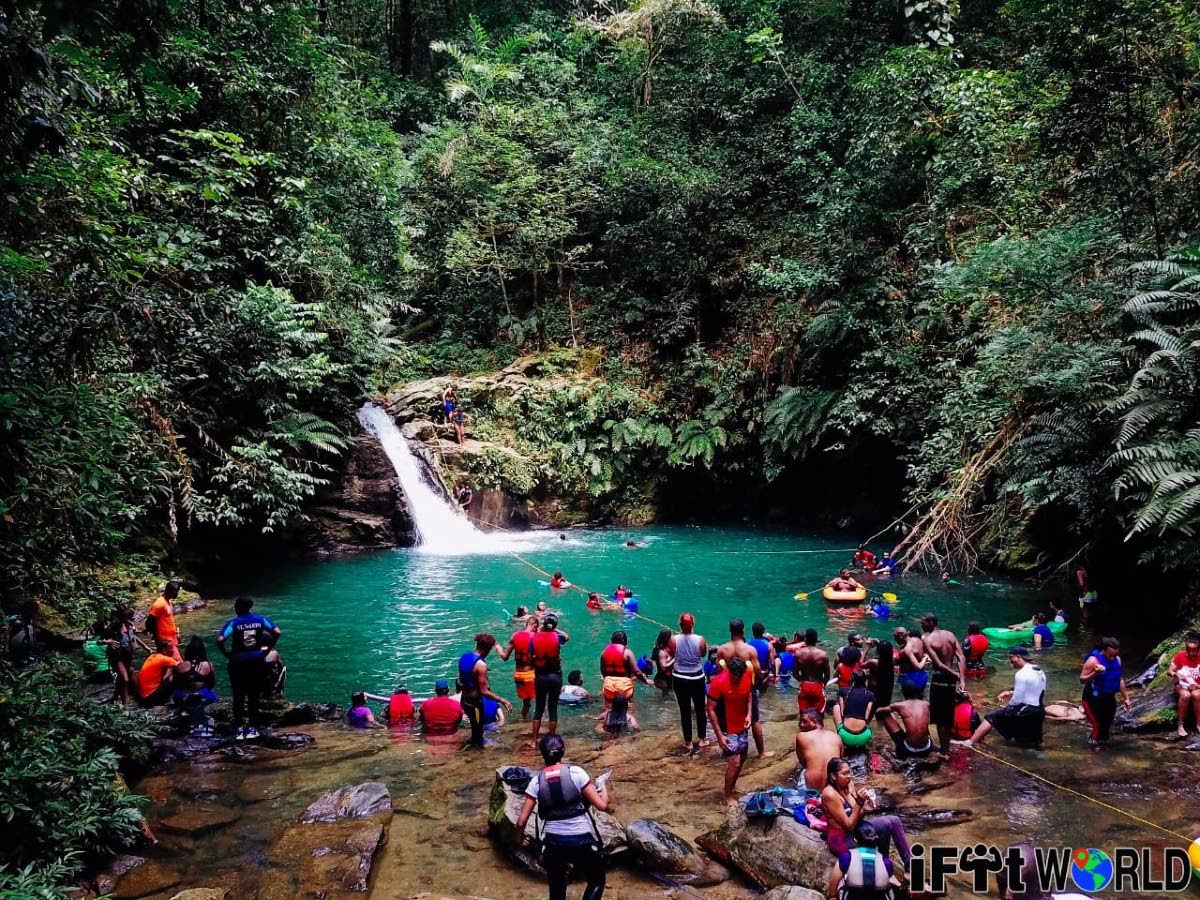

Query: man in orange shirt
[707,656,753,804]
[136,640,180,707]
[147,581,182,660]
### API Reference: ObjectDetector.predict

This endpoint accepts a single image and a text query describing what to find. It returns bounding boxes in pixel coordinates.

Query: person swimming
[550,571,569,589]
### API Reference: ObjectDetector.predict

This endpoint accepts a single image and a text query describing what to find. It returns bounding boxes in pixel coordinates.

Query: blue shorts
[723,731,749,757]
[899,670,929,696]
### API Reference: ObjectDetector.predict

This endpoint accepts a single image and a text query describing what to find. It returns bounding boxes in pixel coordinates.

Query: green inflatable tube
[982,619,1067,644]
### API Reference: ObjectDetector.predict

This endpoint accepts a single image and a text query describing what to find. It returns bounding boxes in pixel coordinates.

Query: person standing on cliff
[441,385,457,423]
[458,632,511,748]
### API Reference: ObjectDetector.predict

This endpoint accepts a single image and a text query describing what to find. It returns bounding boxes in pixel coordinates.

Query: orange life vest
[512,630,535,666]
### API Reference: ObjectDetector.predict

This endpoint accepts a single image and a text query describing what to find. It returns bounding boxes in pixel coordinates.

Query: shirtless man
[794,708,844,791]
[498,615,539,720]
[788,628,831,721]
[875,678,934,759]
[920,612,965,755]
[717,618,773,757]
[826,569,862,592]
[896,626,930,699]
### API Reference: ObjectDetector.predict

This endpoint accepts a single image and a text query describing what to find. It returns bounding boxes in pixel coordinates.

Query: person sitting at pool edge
[1168,632,1200,738]
[827,570,862,593]
[876,678,933,759]
[832,669,875,749]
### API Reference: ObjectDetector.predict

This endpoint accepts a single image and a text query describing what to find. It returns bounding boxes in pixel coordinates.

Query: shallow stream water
[138,526,1200,898]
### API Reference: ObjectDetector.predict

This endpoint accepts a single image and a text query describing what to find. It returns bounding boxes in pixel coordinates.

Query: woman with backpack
[515,734,610,900]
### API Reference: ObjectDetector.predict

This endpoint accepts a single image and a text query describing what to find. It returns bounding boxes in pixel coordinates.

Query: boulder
[168,890,228,900]
[696,802,831,890]
[761,888,825,900]
[487,766,626,874]
[401,419,439,442]
[111,860,182,898]
[626,818,729,886]
[1115,687,1178,734]
[151,733,235,765]
[263,821,386,895]
[159,803,240,834]
[274,701,344,727]
[300,782,393,824]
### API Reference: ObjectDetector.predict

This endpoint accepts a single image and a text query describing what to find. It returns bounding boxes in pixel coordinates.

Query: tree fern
[1108,256,1200,567]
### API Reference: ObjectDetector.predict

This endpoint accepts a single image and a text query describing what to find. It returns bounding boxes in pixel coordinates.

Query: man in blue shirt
[217,596,280,741]
[1031,613,1055,650]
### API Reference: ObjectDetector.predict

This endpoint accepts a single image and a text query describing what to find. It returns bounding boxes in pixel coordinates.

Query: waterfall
[358,404,490,555]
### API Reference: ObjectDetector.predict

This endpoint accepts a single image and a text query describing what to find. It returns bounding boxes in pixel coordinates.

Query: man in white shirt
[954,646,1046,747]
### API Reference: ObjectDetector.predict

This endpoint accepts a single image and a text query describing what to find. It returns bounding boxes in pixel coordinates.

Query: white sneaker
[235,729,246,742]
[243,727,261,740]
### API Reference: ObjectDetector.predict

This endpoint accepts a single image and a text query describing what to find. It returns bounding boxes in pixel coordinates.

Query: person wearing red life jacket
[529,614,570,746]
[500,615,540,720]
[963,622,990,679]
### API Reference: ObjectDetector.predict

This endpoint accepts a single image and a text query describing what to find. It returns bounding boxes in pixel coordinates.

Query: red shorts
[514,670,536,701]
[797,680,827,712]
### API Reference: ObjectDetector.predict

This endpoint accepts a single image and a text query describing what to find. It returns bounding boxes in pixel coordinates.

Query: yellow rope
[469,508,1192,847]
[713,548,858,555]
[965,744,1193,843]
[508,551,674,631]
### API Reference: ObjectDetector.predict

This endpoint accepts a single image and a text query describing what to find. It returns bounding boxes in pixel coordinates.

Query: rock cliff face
[295,434,414,554]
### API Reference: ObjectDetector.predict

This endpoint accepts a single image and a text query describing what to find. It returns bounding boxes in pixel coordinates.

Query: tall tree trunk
[317,0,328,34]
[399,0,413,76]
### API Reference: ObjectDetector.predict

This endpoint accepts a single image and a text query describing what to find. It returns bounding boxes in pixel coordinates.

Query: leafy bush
[0,658,159,887]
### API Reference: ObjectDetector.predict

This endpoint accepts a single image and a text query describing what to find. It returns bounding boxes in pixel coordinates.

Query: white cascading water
[357,404,496,554]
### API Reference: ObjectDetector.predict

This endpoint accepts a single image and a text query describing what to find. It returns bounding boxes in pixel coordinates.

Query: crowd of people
[20,551,1189,900]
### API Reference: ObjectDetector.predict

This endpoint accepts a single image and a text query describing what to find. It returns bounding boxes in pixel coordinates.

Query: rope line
[713,547,857,555]
[509,551,674,631]
[965,744,1192,843]
[462,505,1190,850]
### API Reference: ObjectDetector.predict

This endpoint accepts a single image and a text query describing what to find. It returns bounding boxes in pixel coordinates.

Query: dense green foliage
[0,658,159,892]
[3,0,1200,593]
[0,0,1198,889]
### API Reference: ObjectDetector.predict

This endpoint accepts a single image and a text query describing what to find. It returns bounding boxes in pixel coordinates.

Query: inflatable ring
[822,586,867,604]
[982,620,1067,644]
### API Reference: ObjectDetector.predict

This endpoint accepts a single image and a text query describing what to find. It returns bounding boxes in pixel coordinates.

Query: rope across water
[466,510,1194,851]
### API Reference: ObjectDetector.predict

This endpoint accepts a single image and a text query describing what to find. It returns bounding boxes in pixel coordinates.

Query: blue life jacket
[1086,650,1122,695]
[749,638,771,669]
[458,652,482,690]
[779,651,795,675]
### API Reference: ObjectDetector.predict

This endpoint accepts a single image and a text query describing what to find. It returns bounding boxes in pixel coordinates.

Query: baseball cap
[1009,646,1031,659]
[434,678,450,693]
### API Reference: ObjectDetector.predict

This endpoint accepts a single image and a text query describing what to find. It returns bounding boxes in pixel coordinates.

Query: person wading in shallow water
[529,614,569,746]
[707,656,754,804]
[458,632,511,748]
[1079,636,1131,750]
[499,615,539,721]
[919,612,965,756]
[516,734,610,900]
[669,613,709,755]
[717,618,775,759]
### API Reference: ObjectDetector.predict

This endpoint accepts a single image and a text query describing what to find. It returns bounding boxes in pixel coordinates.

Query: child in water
[347,692,382,728]
[595,693,639,737]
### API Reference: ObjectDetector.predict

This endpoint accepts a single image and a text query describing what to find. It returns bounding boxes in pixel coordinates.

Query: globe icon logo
[1070,848,1114,892]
